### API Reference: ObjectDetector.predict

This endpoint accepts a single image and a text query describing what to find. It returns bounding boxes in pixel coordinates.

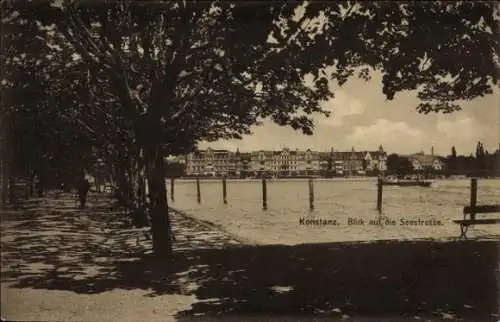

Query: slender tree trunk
[137,148,147,208]
[117,170,130,209]
[29,176,34,197]
[1,158,8,204]
[8,175,15,204]
[146,145,172,258]
[37,173,44,197]
[24,180,30,200]
[127,162,136,208]
[131,154,146,209]
[138,172,146,208]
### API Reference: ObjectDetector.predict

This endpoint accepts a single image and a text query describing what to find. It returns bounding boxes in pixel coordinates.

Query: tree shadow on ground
[1,191,236,297]
[172,240,500,321]
[1,193,499,320]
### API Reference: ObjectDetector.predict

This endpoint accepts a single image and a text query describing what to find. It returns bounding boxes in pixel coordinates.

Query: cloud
[436,116,485,142]
[317,90,366,127]
[345,119,424,153]
[433,115,498,154]
[199,120,340,152]
[195,75,498,156]
[199,121,298,151]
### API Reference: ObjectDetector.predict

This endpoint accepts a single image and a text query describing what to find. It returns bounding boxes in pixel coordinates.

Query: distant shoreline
[169,176,500,181]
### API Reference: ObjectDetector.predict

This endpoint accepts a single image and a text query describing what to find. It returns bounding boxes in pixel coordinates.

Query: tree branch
[66,3,111,63]
[271,8,309,48]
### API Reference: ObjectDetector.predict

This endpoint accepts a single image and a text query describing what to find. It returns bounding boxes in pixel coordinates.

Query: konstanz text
[299,218,339,226]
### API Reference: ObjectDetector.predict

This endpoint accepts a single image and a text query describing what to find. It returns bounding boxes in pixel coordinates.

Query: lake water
[166,178,500,245]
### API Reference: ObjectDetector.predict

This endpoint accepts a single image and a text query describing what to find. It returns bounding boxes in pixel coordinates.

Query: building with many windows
[185,146,387,177]
[364,146,388,172]
[408,152,444,172]
[185,148,237,177]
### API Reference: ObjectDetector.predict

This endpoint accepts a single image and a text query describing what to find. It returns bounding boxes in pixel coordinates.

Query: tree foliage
[8,1,498,148]
[2,2,95,189]
[386,154,413,176]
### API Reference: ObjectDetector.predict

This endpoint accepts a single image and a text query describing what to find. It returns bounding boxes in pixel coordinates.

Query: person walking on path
[77,177,91,208]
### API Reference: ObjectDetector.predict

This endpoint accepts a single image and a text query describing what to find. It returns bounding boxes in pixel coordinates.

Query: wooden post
[170,177,175,202]
[222,176,227,204]
[377,177,383,213]
[196,177,201,204]
[470,178,477,220]
[262,178,267,210]
[308,177,314,211]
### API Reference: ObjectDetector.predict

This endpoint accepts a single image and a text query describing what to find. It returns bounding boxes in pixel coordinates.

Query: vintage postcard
[1,1,499,321]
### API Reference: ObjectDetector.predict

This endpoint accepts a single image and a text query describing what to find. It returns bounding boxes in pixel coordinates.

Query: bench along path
[453,178,500,239]
[453,205,500,239]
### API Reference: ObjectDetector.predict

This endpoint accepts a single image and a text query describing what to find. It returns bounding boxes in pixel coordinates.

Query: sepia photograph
[1,1,499,321]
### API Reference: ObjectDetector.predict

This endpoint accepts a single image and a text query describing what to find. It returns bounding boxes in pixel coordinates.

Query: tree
[387,154,413,176]
[3,0,151,204]
[475,141,488,176]
[386,154,399,174]
[475,141,485,158]
[1,3,96,199]
[446,146,458,176]
[362,159,368,171]
[399,158,414,176]
[164,162,186,178]
[7,1,499,257]
[327,158,333,172]
[485,150,500,177]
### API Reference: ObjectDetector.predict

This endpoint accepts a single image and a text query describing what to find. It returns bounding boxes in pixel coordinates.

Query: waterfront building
[185,146,388,177]
[185,147,237,177]
[363,145,388,172]
[408,152,444,171]
[329,146,386,174]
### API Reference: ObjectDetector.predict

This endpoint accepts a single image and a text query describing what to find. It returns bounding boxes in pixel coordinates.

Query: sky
[199,70,499,156]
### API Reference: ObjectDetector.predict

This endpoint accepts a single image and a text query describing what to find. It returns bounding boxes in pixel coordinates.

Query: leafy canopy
[4,1,499,154]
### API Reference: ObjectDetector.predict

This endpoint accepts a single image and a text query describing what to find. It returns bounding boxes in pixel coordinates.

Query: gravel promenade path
[1,191,241,322]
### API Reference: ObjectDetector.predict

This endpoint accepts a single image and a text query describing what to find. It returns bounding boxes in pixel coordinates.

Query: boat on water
[382,180,432,187]
[381,177,432,187]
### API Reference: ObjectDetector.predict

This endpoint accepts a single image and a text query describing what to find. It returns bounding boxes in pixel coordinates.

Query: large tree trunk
[146,145,172,258]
